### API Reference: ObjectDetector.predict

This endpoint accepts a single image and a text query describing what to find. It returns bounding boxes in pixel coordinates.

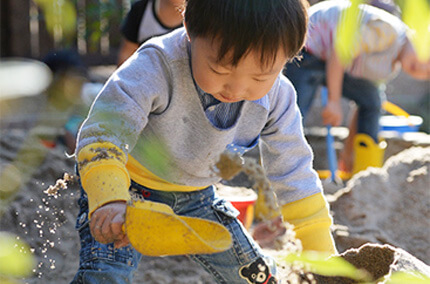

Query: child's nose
[224,81,246,98]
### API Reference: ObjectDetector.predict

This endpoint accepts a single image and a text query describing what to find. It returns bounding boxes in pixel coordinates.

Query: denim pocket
[77,219,139,268]
[212,198,240,223]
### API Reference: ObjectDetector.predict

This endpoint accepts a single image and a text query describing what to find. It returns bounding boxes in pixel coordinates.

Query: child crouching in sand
[72,0,335,283]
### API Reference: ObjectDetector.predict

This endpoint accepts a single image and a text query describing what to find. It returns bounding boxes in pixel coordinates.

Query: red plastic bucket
[230,197,257,229]
[216,185,258,229]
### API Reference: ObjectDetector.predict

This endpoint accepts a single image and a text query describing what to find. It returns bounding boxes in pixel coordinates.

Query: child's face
[190,36,288,103]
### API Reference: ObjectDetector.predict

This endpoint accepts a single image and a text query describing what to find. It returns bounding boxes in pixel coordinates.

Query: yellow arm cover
[77,142,131,218]
[281,193,337,254]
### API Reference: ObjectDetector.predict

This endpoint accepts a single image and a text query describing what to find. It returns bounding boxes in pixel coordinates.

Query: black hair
[184,0,309,67]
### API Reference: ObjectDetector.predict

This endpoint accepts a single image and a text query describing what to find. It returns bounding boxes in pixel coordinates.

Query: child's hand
[89,201,130,249]
[252,216,287,248]
[322,100,343,126]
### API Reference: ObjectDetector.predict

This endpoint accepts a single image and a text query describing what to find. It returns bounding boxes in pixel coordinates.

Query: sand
[0,128,218,283]
[328,146,430,264]
[1,102,429,283]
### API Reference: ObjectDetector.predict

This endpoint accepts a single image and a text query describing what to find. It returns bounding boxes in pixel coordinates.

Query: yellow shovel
[382,101,410,118]
[124,200,233,256]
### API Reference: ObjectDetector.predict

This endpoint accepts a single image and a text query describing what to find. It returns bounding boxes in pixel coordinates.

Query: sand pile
[312,243,430,283]
[329,146,430,264]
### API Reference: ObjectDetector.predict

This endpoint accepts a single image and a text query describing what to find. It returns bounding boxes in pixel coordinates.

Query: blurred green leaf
[401,0,430,61]
[132,133,172,180]
[386,271,430,284]
[0,232,35,278]
[283,251,372,281]
[335,0,364,65]
[34,0,77,38]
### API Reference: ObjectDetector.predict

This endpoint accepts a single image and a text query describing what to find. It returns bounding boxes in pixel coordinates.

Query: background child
[117,0,184,66]
[284,0,430,172]
[72,0,335,283]
[56,1,184,153]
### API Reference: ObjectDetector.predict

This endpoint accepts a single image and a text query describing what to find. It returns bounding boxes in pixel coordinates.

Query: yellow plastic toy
[317,169,352,181]
[124,200,232,256]
[382,101,410,118]
[352,133,387,175]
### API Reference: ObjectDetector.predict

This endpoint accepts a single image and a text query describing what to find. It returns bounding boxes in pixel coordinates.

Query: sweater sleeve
[282,192,336,254]
[259,79,335,253]
[76,45,170,217]
[77,142,131,218]
[260,76,323,206]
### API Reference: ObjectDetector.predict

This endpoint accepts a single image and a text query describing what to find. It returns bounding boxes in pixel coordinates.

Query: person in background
[284,0,430,173]
[338,0,402,172]
[71,0,337,282]
[117,0,184,66]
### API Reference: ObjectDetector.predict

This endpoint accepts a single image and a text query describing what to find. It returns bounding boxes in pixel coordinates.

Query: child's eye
[253,77,267,82]
[210,67,228,75]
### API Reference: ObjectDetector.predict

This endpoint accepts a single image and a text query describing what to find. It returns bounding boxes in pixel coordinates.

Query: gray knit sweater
[77,28,322,205]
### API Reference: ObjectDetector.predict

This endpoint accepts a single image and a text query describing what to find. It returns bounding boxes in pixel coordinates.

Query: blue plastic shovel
[320,87,338,183]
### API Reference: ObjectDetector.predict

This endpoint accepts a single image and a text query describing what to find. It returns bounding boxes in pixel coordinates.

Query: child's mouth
[219,93,239,103]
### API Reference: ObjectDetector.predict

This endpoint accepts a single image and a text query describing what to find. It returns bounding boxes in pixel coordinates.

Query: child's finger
[322,113,341,126]
[110,213,126,241]
[90,210,109,243]
[95,206,125,244]
[114,235,130,249]
[100,211,117,241]
[89,202,127,244]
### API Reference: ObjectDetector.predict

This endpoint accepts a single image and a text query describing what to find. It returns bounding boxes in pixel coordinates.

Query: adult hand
[90,201,129,249]
[322,100,343,126]
[252,216,287,248]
